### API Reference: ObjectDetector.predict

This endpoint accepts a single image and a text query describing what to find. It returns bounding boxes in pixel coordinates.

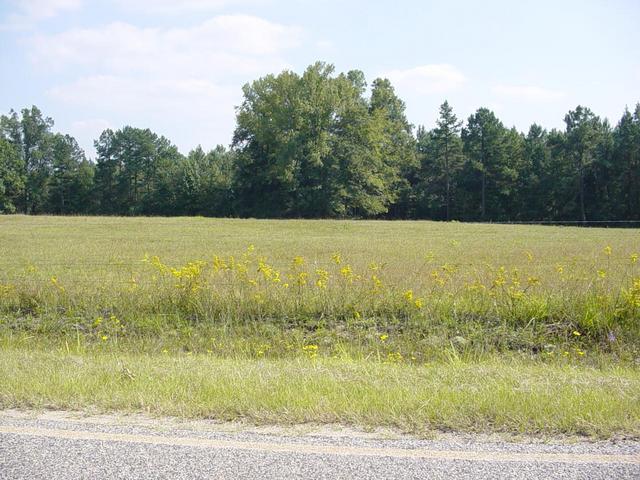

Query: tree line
[1,62,639,221]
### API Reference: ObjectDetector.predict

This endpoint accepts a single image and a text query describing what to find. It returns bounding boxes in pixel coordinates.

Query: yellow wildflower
[315,269,329,289]
[340,264,353,279]
[296,272,308,286]
[302,344,319,359]
[384,352,403,363]
[371,274,383,292]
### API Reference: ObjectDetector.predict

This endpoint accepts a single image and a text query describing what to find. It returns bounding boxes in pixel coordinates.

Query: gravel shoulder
[1,410,639,479]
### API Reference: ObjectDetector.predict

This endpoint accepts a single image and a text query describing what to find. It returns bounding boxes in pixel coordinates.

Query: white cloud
[116,0,227,11]
[109,0,320,14]
[19,0,81,18]
[111,0,246,13]
[31,16,301,75]
[492,85,565,102]
[381,64,467,95]
[26,13,303,153]
[49,76,238,113]
[1,0,82,29]
[50,76,242,154]
[33,14,300,120]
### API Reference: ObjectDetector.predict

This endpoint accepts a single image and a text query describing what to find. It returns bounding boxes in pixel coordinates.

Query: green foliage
[176,145,235,216]
[1,107,93,215]
[564,106,602,221]
[49,134,92,214]
[460,108,510,220]
[232,63,413,218]
[94,126,182,215]
[0,65,639,221]
[416,101,463,219]
[611,106,640,219]
[0,138,24,213]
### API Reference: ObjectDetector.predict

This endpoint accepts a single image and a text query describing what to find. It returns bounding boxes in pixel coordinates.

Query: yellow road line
[1,425,639,465]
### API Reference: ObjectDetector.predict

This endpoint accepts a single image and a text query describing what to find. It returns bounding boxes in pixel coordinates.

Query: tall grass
[0,216,639,360]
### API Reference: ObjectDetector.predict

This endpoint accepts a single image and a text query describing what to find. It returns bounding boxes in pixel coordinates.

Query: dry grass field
[1,216,639,437]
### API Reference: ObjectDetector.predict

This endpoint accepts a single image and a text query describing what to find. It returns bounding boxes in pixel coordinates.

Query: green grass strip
[1,346,639,438]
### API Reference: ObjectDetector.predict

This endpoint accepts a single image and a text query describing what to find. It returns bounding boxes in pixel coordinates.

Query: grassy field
[1,216,639,436]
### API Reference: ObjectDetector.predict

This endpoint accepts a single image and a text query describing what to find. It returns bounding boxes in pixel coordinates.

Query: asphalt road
[0,411,638,479]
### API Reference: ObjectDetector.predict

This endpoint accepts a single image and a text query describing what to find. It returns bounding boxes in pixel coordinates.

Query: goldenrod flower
[302,344,319,359]
[315,269,329,289]
[340,265,353,280]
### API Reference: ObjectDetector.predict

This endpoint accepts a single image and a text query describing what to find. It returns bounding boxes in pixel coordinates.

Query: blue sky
[1,0,639,158]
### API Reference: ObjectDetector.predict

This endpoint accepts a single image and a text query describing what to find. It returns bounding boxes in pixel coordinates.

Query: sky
[1,0,639,158]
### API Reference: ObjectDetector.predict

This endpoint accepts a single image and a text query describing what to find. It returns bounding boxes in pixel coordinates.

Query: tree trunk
[444,143,450,221]
[480,134,486,220]
[481,170,486,220]
[579,160,586,222]
[23,165,29,214]
[446,175,450,221]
